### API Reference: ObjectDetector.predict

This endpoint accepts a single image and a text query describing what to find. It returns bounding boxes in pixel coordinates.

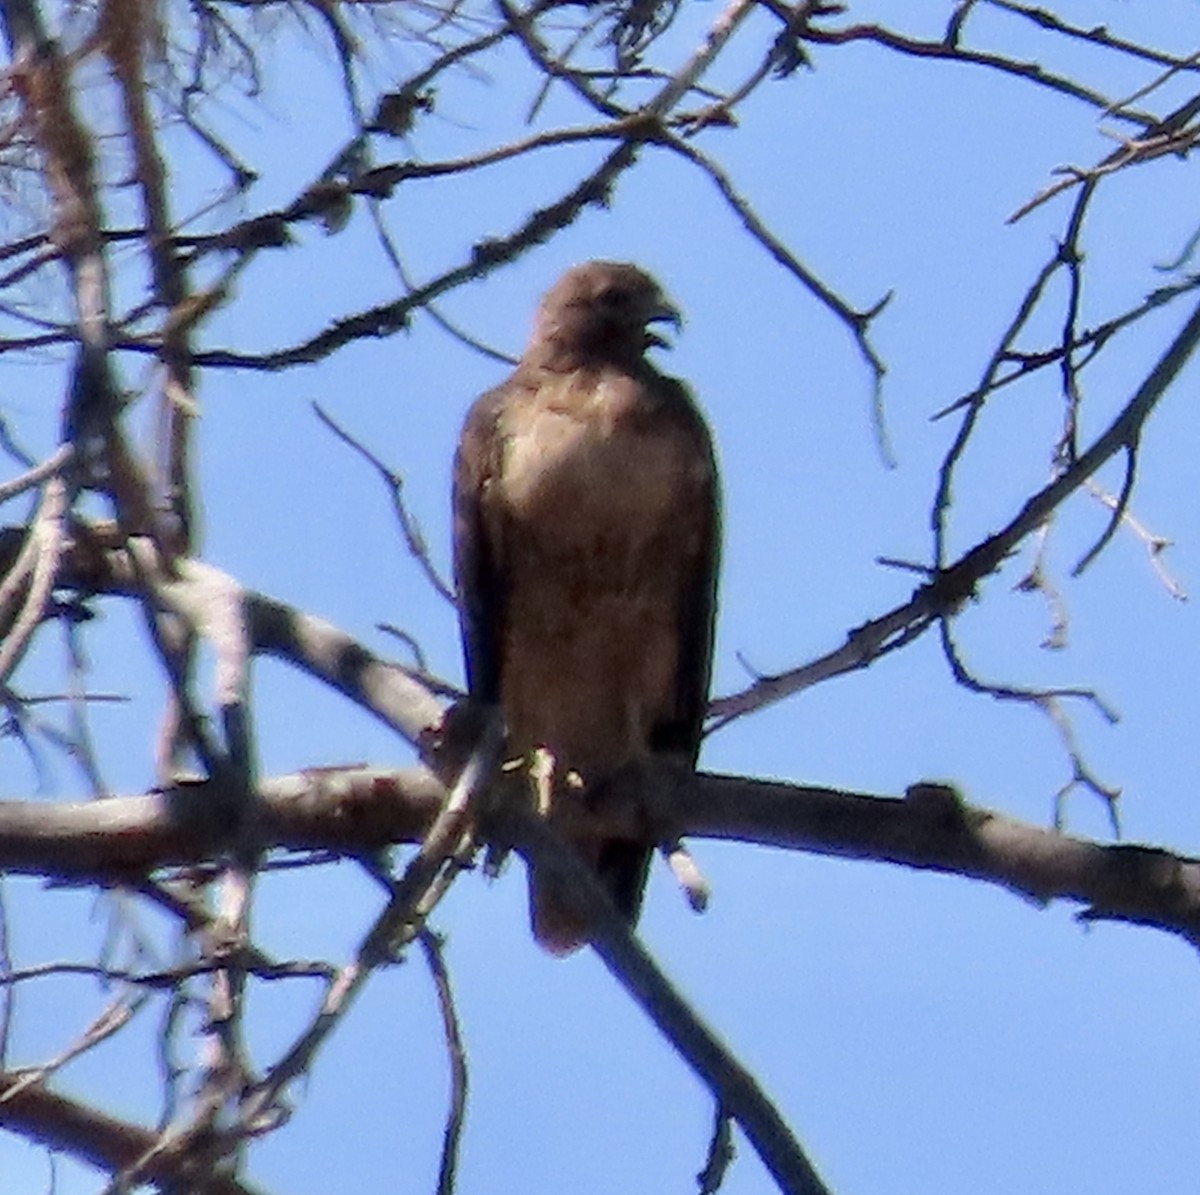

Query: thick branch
[0,521,448,750]
[0,767,445,877]
[0,1072,260,1195]
[9,522,1200,947]
[3,769,1200,949]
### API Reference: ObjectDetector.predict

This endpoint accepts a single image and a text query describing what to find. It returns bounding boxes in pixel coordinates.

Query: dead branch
[713,293,1200,727]
[420,930,469,1195]
[800,18,1157,122]
[5,766,1200,951]
[313,403,456,606]
[499,804,833,1195]
[0,1071,262,1195]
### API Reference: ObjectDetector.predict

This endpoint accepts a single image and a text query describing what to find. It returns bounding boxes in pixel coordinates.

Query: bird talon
[530,745,557,816]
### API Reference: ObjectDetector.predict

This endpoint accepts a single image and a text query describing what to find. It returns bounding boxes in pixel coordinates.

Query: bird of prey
[452,261,720,954]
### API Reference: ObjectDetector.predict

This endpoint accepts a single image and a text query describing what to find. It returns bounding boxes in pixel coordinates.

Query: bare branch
[313,403,457,606]
[500,805,834,1195]
[0,444,73,506]
[801,19,1157,123]
[0,521,449,748]
[937,618,1120,825]
[127,139,645,371]
[0,476,68,684]
[658,130,891,458]
[714,293,1200,726]
[1084,478,1186,600]
[420,930,469,1195]
[697,1105,735,1195]
[235,712,502,1133]
[0,1072,261,1195]
[983,0,1200,73]
[8,763,1200,956]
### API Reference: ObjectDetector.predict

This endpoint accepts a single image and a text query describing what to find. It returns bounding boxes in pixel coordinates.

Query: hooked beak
[644,298,684,350]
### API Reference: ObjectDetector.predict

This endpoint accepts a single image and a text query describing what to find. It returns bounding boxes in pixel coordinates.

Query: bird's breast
[496,374,699,561]
[480,369,712,774]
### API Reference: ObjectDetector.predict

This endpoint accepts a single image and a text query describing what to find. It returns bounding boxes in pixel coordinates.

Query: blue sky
[6,2,1200,1192]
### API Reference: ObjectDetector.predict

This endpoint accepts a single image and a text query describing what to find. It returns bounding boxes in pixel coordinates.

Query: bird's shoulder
[455,363,715,517]
[478,361,702,434]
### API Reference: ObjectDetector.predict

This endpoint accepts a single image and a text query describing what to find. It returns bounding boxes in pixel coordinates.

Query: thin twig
[234,712,502,1133]
[313,404,457,605]
[1084,478,1186,600]
[420,930,469,1195]
[984,0,1200,73]
[697,1104,735,1194]
[0,477,68,685]
[0,879,11,1064]
[658,130,891,460]
[800,19,1156,124]
[0,994,149,1107]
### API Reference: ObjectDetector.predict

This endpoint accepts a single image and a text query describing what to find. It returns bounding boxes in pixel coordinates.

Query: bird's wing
[451,381,513,704]
[647,375,721,767]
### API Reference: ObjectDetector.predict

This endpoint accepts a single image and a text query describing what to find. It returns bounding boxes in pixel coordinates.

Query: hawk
[452,261,720,953]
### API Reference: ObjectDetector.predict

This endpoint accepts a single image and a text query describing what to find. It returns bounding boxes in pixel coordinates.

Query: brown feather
[452,261,720,953]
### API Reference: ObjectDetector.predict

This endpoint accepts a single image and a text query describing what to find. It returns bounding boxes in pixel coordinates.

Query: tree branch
[4,768,1200,950]
[0,1071,262,1195]
[498,805,832,1195]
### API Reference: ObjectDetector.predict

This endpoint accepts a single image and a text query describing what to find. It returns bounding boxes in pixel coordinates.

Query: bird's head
[530,261,682,369]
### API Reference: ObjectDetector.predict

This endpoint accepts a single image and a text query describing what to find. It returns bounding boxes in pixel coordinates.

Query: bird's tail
[529,839,651,956]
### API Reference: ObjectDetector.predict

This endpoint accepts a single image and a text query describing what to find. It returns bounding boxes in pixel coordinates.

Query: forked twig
[313,403,456,606]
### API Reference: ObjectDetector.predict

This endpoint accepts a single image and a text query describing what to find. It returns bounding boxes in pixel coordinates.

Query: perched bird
[452,261,720,954]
